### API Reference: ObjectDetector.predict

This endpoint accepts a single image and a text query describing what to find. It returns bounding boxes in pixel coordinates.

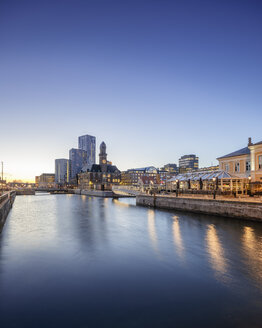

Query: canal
[0,194,262,327]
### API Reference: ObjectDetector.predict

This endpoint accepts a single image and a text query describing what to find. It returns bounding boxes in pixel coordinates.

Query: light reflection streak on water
[113,199,130,207]
[206,224,229,283]
[242,226,262,289]
[172,216,184,260]
[147,209,160,257]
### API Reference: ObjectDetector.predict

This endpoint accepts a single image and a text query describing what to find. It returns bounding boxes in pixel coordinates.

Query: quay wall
[16,190,35,195]
[136,195,262,221]
[71,189,115,197]
[0,192,16,232]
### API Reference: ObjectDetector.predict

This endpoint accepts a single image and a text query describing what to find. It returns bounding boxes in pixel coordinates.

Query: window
[235,162,240,172]
[259,156,262,170]
[246,161,251,172]
[225,164,229,172]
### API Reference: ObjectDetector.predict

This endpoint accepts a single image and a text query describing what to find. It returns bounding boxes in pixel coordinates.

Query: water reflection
[147,209,160,256]
[1,195,262,327]
[112,199,130,207]
[242,226,262,288]
[206,224,228,283]
[172,216,184,260]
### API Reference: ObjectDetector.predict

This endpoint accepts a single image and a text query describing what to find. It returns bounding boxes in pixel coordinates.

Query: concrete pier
[136,194,262,221]
[0,191,16,232]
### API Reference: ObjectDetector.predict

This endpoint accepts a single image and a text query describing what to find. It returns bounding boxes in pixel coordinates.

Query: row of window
[225,156,262,172]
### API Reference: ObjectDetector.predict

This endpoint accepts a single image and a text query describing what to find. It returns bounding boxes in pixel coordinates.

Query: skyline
[1,0,262,181]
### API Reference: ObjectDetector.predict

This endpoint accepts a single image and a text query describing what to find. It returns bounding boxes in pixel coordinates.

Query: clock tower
[99,141,107,172]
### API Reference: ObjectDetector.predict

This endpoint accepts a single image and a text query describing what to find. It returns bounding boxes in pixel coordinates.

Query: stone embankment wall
[71,189,115,197]
[136,195,262,221]
[0,191,16,232]
[16,190,35,195]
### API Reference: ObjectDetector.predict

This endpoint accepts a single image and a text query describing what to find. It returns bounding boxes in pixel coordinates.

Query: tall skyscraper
[55,159,70,185]
[78,134,96,165]
[69,148,87,179]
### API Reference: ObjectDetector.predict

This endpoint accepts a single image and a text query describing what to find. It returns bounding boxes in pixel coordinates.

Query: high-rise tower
[55,159,70,184]
[78,134,96,165]
[69,148,87,179]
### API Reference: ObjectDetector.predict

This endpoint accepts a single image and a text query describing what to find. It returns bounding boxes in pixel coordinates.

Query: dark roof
[90,164,102,172]
[217,147,250,160]
[81,164,120,173]
[106,165,120,173]
[254,140,262,146]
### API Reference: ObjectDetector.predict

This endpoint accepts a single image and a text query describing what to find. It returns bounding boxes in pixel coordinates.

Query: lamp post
[212,177,216,199]
[248,176,252,196]
[176,179,179,197]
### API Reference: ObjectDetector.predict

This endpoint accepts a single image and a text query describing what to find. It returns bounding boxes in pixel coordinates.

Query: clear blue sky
[0,0,261,181]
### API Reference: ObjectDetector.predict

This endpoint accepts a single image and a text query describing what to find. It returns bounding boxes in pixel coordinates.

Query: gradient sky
[0,0,262,181]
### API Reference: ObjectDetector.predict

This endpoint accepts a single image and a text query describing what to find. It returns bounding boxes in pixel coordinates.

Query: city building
[157,169,177,185]
[197,165,219,172]
[179,154,199,173]
[38,173,55,188]
[138,176,155,188]
[121,166,158,185]
[78,134,96,165]
[55,159,71,185]
[78,142,121,190]
[163,163,179,174]
[217,138,262,182]
[35,176,40,187]
[69,148,87,180]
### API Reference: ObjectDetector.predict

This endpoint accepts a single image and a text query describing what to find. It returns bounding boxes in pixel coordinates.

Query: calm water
[1,194,262,327]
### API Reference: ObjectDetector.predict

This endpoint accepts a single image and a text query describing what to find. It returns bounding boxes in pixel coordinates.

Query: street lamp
[212,177,216,199]
[248,176,252,196]
[175,179,179,197]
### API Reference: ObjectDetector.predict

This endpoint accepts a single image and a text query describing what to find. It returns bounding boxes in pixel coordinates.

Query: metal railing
[0,191,16,205]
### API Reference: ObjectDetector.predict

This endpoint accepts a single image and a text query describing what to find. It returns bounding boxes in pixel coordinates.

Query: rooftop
[217,147,250,160]
[127,166,157,172]
[168,170,232,182]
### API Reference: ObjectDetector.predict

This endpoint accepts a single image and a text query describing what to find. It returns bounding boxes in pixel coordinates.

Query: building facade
[78,134,96,165]
[121,167,158,185]
[55,159,70,185]
[38,173,55,188]
[35,176,40,187]
[69,148,87,180]
[179,154,199,173]
[163,163,179,174]
[78,142,121,190]
[217,138,262,182]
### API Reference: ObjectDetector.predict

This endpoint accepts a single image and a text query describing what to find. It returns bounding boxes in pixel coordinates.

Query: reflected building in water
[172,216,184,259]
[206,224,228,283]
[147,209,159,255]
[242,226,262,289]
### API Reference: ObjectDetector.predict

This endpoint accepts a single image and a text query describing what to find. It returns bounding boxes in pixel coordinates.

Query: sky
[0,0,262,181]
